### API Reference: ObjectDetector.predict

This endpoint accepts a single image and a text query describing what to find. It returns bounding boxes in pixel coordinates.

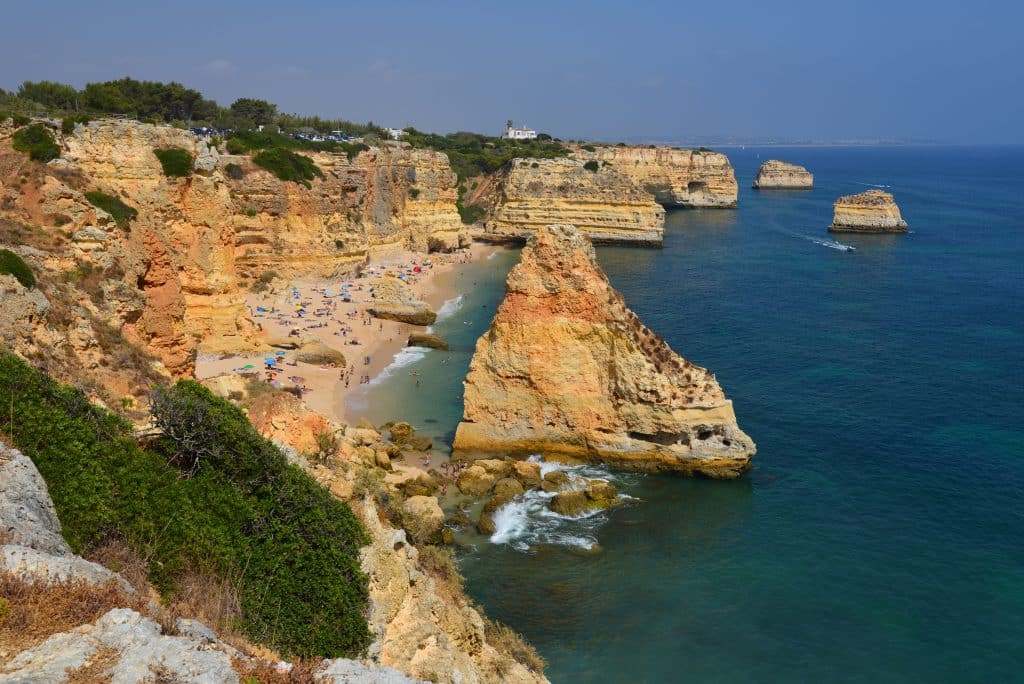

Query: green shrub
[0,111,9,123]
[61,114,90,135]
[225,138,247,155]
[224,163,244,180]
[457,203,486,225]
[581,144,596,152]
[0,355,372,658]
[12,114,31,128]
[0,249,35,288]
[583,160,600,173]
[409,187,420,199]
[252,148,322,187]
[12,124,60,162]
[153,147,192,177]
[84,191,137,230]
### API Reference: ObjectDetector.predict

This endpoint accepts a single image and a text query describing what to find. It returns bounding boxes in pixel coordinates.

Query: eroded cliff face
[752,160,813,189]
[229,145,467,282]
[0,119,467,392]
[61,120,257,373]
[454,224,755,477]
[481,158,664,245]
[571,145,739,208]
[828,189,908,233]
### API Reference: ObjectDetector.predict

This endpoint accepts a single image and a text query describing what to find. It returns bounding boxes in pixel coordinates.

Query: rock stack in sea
[453,224,756,477]
[752,160,814,189]
[828,189,908,233]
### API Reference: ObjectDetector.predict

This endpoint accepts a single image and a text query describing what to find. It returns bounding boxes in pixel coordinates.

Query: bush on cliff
[11,124,60,162]
[252,148,323,187]
[583,160,600,173]
[0,249,35,288]
[0,354,372,659]
[402,127,571,183]
[153,147,193,177]
[84,191,138,230]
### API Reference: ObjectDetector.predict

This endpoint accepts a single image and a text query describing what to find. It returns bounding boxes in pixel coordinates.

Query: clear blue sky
[3,0,1022,143]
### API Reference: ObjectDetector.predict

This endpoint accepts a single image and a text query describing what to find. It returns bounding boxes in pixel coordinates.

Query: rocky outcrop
[572,145,739,208]
[359,498,546,683]
[828,189,908,233]
[0,120,468,391]
[752,160,813,189]
[454,224,755,477]
[0,442,128,588]
[408,332,449,349]
[369,276,437,325]
[481,158,665,245]
[228,145,468,282]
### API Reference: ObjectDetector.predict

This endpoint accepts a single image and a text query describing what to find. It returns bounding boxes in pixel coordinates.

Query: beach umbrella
[275,351,286,356]
[242,364,255,369]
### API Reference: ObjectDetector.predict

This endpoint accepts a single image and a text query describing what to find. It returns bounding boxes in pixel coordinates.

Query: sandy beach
[196,242,504,427]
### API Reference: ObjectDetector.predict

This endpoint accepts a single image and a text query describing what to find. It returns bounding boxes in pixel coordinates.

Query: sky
[2,0,1022,144]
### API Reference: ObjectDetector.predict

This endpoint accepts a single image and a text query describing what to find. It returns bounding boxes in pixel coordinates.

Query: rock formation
[828,189,908,233]
[571,145,739,207]
[369,276,437,325]
[0,119,468,393]
[481,158,665,245]
[453,224,755,476]
[752,160,813,189]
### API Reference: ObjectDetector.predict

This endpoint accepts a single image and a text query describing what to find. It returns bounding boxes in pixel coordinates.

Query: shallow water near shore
[357,146,1024,682]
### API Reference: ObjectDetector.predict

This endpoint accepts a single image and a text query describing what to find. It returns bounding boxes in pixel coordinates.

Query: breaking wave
[488,456,637,552]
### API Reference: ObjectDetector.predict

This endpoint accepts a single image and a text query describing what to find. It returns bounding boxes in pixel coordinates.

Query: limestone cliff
[229,145,467,282]
[571,145,739,208]
[0,119,467,393]
[828,189,908,233]
[752,160,813,189]
[480,158,664,245]
[454,224,755,477]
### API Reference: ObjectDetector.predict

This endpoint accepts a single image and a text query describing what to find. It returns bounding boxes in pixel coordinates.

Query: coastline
[195,242,505,428]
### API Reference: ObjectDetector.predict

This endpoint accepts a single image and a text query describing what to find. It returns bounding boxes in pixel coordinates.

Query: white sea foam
[436,295,464,321]
[487,251,498,260]
[487,456,630,552]
[367,347,427,386]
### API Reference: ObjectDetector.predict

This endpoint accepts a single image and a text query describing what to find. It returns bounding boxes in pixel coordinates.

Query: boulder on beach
[369,276,437,326]
[549,490,591,516]
[401,495,445,543]
[512,460,542,488]
[295,341,346,366]
[408,332,449,350]
[541,469,569,493]
[456,465,496,496]
[493,477,525,498]
[389,421,415,445]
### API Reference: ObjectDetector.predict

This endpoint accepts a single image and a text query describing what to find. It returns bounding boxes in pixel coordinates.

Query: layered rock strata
[454,224,755,476]
[482,158,665,245]
[828,189,908,233]
[752,160,813,189]
[0,119,467,384]
[572,145,739,207]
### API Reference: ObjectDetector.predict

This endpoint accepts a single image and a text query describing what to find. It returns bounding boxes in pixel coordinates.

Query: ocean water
[355,146,1024,683]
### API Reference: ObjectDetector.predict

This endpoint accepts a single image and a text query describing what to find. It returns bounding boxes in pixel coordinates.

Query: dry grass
[483,616,546,675]
[164,565,244,643]
[65,644,120,683]
[0,571,147,656]
[418,545,465,595]
[232,656,320,683]
[84,539,150,594]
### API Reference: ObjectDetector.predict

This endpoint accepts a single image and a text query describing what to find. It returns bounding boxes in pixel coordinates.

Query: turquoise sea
[352,146,1024,682]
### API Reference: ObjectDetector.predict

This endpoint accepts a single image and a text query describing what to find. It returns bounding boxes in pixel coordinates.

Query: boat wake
[488,456,637,552]
[808,236,857,251]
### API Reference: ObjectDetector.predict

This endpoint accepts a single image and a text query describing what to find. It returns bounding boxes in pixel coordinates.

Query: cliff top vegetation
[402,128,570,182]
[0,78,386,137]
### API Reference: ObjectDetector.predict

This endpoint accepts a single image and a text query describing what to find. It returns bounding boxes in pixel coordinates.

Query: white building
[385,127,405,140]
[503,120,537,140]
